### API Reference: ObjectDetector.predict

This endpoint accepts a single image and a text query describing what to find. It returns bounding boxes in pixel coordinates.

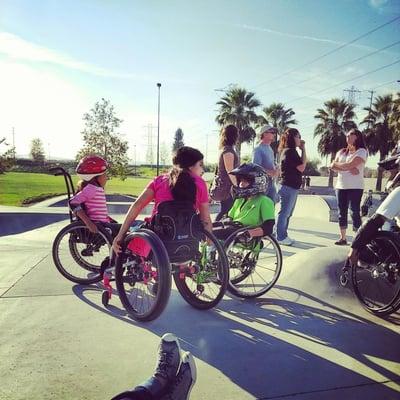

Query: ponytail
[169,167,196,203]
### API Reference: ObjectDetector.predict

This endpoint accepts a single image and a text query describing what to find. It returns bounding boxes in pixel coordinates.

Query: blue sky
[0,0,399,165]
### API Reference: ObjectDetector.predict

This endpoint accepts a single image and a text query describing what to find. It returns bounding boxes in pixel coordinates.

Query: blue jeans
[266,181,278,204]
[276,185,299,241]
[336,189,363,231]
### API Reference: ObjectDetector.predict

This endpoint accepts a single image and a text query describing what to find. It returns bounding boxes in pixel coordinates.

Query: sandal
[334,239,348,246]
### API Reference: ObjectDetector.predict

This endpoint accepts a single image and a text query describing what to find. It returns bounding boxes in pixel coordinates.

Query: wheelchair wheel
[224,228,282,298]
[352,231,400,316]
[173,230,229,310]
[115,229,171,322]
[52,222,111,284]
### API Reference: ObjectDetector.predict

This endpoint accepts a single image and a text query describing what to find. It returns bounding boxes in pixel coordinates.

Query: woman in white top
[331,128,368,245]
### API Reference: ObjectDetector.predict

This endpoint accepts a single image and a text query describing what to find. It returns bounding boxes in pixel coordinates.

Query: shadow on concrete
[0,212,69,236]
[290,227,340,241]
[72,282,400,399]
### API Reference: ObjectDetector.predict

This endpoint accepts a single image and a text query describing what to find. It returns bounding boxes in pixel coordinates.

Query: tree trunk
[236,142,242,162]
[375,152,387,192]
[328,153,335,188]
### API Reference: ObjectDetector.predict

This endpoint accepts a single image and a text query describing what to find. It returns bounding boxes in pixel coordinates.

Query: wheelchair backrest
[149,200,203,263]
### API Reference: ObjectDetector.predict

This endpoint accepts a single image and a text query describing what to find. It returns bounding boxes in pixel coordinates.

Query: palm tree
[389,92,400,143]
[363,94,398,191]
[314,98,357,188]
[215,87,261,160]
[257,102,297,154]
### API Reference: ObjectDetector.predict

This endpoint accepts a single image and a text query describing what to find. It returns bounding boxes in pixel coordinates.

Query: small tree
[172,128,184,153]
[0,138,15,174]
[30,138,45,162]
[76,98,129,179]
[160,141,169,166]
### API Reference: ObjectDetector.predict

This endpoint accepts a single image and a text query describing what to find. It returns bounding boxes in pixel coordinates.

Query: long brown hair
[169,146,204,203]
[343,128,366,154]
[278,128,299,153]
[219,125,238,149]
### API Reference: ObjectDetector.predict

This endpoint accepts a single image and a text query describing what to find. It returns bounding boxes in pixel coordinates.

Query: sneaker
[287,236,296,244]
[134,333,181,397]
[161,352,197,400]
[334,239,348,246]
[155,333,181,385]
[278,237,294,246]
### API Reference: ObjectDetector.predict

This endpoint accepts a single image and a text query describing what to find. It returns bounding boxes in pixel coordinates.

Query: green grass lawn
[0,172,149,206]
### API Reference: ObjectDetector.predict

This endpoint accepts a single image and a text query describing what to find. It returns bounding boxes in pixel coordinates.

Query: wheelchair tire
[173,229,229,310]
[115,229,171,322]
[352,231,400,316]
[52,222,111,284]
[224,228,282,298]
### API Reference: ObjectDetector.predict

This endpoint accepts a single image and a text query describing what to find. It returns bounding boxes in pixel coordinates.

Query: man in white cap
[252,124,279,202]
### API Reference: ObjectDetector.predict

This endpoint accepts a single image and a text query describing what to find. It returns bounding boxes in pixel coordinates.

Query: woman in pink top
[112,146,212,254]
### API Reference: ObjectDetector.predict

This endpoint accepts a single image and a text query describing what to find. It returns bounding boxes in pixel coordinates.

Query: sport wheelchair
[50,167,113,285]
[114,201,229,321]
[213,221,283,298]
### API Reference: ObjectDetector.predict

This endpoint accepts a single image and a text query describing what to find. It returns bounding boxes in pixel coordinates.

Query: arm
[75,209,98,233]
[112,188,154,253]
[222,152,237,185]
[296,142,307,173]
[198,202,213,233]
[332,156,364,171]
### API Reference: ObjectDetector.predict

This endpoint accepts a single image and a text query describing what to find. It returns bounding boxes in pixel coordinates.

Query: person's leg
[266,182,277,204]
[215,195,234,221]
[336,189,349,244]
[349,189,364,232]
[111,387,153,400]
[276,185,296,241]
[284,188,299,240]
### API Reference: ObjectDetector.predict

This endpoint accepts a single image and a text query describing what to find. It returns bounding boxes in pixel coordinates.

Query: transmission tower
[343,85,361,107]
[144,124,156,167]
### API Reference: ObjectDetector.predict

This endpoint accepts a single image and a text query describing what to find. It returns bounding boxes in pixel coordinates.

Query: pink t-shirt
[146,174,209,216]
[70,184,110,223]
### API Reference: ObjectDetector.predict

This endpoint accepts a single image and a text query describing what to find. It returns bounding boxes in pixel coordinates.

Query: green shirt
[228,194,275,227]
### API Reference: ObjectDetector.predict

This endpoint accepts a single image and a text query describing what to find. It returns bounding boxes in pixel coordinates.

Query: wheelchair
[213,221,283,298]
[114,201,230,321]
[50,167,113,285]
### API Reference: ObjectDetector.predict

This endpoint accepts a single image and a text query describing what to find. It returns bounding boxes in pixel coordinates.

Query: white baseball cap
[259,124,278,135]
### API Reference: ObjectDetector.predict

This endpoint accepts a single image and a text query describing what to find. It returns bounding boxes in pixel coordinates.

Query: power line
[257,40,400,98]
[286,58,400,105]
[372,79,399,90]
[250,15,400,90]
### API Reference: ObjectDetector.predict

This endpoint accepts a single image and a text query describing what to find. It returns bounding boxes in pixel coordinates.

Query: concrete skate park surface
[0,197,399,399]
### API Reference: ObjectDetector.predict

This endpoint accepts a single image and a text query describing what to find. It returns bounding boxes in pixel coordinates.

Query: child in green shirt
[213,163,275,240]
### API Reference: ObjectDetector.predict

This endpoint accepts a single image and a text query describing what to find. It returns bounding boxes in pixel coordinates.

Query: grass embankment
[0,172,149,206]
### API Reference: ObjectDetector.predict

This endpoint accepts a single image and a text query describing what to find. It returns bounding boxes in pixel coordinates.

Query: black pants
[336,189,363,231]
[215,195,234,221]
[111,387,152,400]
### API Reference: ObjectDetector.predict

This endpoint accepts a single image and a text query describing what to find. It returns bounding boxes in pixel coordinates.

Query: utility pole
[343,85,361,107]
[156,83,161,176]
[366,90,375,129]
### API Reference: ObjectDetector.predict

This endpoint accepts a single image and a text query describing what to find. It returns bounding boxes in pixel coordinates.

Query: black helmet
[379,152,400,192]
[229,163,270,198]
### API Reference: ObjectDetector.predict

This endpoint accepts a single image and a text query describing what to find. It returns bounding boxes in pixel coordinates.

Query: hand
[349,167,359,175]
[299,140,306,150]
[348,248,359,266]
[247,227,264,238]
[112,234,124,254]
[87,222,98,233]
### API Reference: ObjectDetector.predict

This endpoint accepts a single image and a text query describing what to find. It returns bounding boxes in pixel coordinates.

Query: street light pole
[156,83,161,176]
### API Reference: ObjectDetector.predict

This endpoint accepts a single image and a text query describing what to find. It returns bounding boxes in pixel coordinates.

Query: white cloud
[369,0,389,8]
[0,32,154,81]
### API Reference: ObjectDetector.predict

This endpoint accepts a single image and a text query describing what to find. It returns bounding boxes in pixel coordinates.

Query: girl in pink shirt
[70,155,120,237]
[112,146,212,254]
